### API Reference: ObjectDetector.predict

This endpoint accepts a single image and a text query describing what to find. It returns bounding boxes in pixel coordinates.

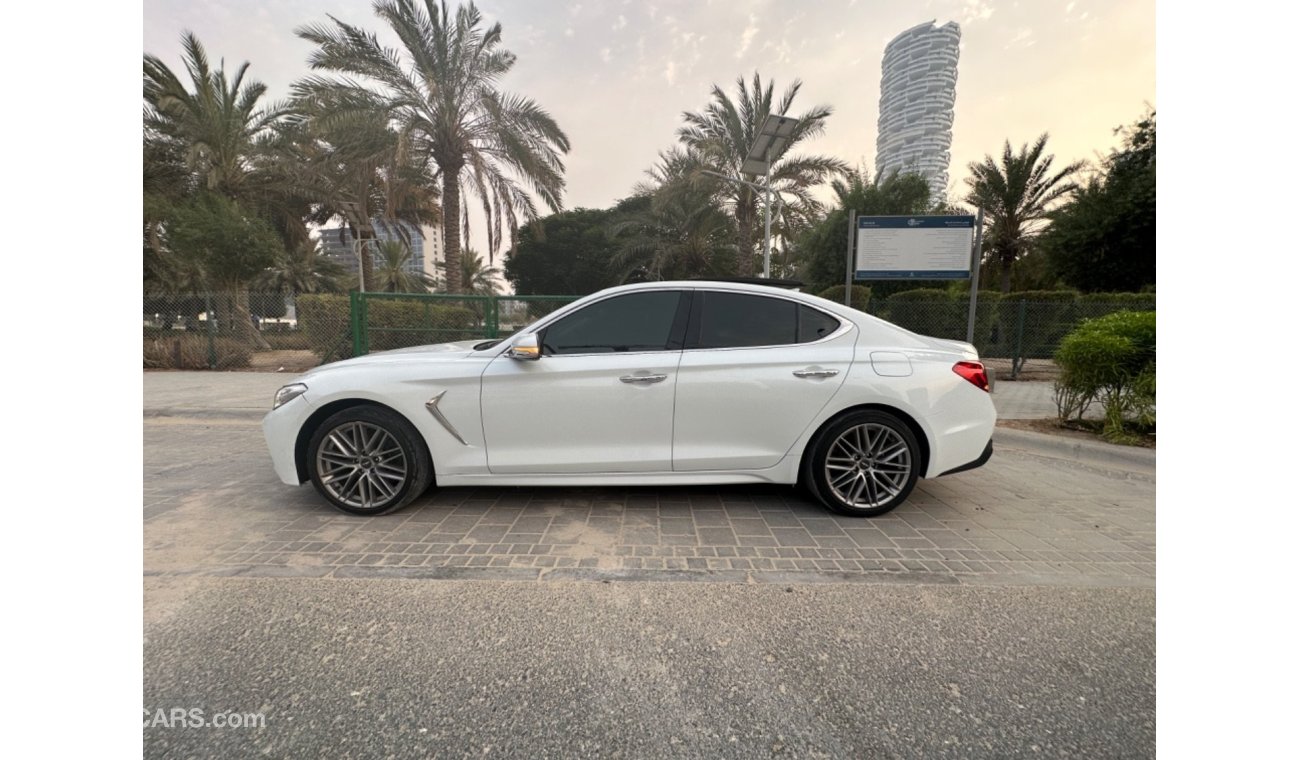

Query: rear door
[671,290,854,471]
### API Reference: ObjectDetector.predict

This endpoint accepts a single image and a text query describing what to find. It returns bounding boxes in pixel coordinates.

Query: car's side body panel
[262,281,996,492]
[671,327,856,471]
[479,350,682,473]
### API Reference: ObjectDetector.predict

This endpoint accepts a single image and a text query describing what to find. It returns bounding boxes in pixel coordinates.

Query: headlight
[273,383,308,410]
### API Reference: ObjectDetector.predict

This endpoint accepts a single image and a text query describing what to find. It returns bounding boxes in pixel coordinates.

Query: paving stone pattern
[144,416,1154,588]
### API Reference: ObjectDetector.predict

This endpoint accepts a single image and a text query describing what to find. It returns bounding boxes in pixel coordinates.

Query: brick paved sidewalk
[144,413,1154,588]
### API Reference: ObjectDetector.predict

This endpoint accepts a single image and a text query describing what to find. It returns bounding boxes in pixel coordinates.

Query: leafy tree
[1040,110,1156,292]
[505,206,626,295]
[964,134,1083,292]
[795,168,932,294]
[162,193,284,345]
[460,249,503,296]
[371,240,435,293]
[677,73,849,276]
[144,32,294,349]
[296,0,571,293]
[279,88,440,289]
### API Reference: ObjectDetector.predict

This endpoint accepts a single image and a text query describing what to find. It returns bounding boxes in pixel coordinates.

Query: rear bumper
[937,438,993,477]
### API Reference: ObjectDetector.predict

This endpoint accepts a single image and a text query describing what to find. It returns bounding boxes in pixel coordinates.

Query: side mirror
[506,333,541,361]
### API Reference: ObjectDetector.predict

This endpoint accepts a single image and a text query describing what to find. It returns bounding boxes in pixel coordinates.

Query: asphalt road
[144,577,1154,759]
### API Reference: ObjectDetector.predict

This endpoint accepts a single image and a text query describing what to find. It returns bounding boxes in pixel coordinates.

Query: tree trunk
[736,192,755,277]
[999,254,1014,293]
[442,167,464,294]
[233,285,272,350]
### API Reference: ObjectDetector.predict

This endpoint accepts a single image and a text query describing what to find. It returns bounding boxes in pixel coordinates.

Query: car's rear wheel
[307,405,432,516]
[806,410,920,517]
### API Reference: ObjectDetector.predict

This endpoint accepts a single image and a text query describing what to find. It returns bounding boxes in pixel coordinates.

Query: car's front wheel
[806,410,920,517]
[307,405,433,516]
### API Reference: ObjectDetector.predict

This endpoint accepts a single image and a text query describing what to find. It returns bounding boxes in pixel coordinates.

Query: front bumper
[262,393,316,485]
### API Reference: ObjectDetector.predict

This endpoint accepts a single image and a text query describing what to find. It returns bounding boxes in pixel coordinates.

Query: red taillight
[953,361,990,392]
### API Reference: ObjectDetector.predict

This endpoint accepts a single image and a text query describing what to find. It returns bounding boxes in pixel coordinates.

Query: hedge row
[296,294,480,362]
[871,289,1155,360]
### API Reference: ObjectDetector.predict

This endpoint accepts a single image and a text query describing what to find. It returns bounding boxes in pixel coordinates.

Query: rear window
[696,292,797,348]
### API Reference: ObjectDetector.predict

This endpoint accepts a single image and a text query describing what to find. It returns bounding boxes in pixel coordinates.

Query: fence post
[204,292,217,369]
[1011,299,1027,379]
[487,296,499,338]
[349,291,366,357]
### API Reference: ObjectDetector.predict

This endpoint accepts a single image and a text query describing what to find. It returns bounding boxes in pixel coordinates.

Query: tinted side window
[798,306,841,343]
[697,292,797,348]
[542,291,683,355]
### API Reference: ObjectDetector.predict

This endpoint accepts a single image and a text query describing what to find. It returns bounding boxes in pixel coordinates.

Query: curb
[993,426,1155,474]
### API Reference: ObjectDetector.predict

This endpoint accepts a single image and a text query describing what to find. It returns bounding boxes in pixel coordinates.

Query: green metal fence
[145,291,1152,377]
[867,298,1156,378]
[350,292,581,357]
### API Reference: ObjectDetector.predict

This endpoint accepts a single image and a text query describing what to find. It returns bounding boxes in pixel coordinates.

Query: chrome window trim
[488,285,853,359]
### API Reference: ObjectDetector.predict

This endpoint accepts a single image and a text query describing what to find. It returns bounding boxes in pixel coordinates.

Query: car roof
[581,280,867,324]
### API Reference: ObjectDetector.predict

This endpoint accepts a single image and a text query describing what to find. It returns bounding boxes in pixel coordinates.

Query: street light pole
[763,165,772,278]
[351,238,369,293]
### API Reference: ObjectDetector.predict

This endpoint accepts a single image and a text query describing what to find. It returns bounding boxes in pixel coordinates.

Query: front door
[480,290,690,474]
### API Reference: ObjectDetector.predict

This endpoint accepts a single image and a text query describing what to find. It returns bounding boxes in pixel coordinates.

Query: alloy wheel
[314,421,409,510]
[823,423,912,509]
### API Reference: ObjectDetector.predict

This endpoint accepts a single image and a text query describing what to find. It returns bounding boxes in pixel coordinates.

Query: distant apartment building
[875,20,962,204]
[317,220,445,290]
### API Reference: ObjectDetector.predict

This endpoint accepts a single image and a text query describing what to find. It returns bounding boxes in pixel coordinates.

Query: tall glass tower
[875,20,961,204]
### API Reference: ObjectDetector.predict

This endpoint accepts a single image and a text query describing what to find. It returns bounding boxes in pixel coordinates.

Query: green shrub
[143,332,250,370]
[814,285,871,312]
[296,294,353,361]
[365,298,480,352]
[883,289,962,338]
[1053,310,1156,441]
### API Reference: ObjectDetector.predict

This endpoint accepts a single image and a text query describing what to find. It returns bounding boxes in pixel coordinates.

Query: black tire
[803,410,921,517]
[307,405,433,516]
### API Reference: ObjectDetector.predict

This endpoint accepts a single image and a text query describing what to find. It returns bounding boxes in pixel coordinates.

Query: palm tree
[296,0,571,293]
[256,240,348,296]
[278,88,441,289]
[677,73,849,276]
[964,134,1083,292]
[372,240,435,293]
[459,249,502,296]
[144,32,290,348]
[144,32,288,198]
[614,149,736,281]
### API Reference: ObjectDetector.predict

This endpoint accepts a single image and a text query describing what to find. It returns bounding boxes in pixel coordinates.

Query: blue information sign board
[854,215,975,280]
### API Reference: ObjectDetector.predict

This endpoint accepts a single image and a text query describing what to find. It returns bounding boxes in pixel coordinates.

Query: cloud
[664,60,676,84]
[1005,26,1036,49]
[600,47,611,63]
[736,15,758,58]
[961,0,995,24]
[614,14,626,31]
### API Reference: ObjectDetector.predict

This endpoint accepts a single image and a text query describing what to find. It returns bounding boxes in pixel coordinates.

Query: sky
[143,0,1155,256]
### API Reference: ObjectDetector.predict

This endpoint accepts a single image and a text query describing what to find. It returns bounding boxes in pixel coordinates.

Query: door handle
[620,374,668,384]
[793,369,840,378]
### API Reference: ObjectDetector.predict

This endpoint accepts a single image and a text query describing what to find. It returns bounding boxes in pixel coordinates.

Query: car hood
[300,339,491,378]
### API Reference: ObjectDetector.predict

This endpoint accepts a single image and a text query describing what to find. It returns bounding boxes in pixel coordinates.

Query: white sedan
[263,281,995,517]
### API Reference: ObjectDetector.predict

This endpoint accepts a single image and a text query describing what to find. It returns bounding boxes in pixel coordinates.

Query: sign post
[843,208,856,307]
[964,207,985,344]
